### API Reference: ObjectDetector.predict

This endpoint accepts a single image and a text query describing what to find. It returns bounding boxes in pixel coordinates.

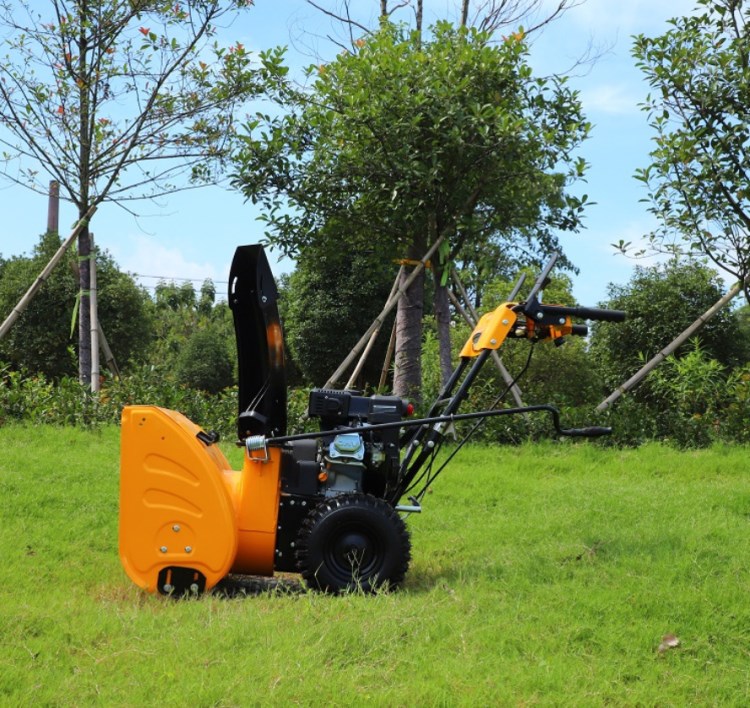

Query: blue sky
[0,0,695,306]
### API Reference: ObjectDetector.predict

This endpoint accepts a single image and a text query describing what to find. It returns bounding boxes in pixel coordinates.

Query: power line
[138,283,228,296]
[131,272,229,285]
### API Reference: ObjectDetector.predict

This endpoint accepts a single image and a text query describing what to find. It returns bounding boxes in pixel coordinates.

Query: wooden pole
[89,234,100,392]
[68,249,120,379]
[596,275,749,412]
[324,235,447,389]
[449,268,525,407]
[0,205,97,342]
[344,266,404,390]
[47,180,59,234]
[378,317,398,390]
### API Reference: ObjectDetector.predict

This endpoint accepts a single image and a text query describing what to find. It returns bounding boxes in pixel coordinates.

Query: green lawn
[1,425,750,705]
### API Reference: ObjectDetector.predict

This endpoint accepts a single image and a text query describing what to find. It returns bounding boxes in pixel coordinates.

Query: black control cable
[406,343,537,501]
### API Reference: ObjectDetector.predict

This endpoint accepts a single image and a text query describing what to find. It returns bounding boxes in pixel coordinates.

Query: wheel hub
[333,530,376,571]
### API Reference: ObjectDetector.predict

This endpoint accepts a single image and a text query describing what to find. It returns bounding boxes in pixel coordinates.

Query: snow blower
[119,245,625,595]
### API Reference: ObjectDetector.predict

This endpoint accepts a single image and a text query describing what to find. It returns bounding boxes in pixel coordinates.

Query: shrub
[589,260,748,394]
[646,341,727,447]
[175,328,234,394]
[0,363,238,439]
[716,364,750,444]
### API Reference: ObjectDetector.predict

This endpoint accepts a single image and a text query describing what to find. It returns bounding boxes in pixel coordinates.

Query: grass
[2,425,750,705]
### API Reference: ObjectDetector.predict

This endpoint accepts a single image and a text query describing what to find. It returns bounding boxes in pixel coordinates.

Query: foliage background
[3,245,750,449]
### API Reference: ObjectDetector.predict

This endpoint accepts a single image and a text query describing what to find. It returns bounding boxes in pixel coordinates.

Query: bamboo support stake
[378,317,398,390]
[596,275,749,412]
[345,266,404,390]
[324,235,447,389]
[0,205,97,341]
[47,180,59,234]
[97,324,121,378]
[67,240,120,379]
[449,269,525,407]
[90,234,100,392]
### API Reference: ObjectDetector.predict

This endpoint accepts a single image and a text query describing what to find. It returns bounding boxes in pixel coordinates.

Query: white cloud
[107,233,295,303]
[581,82,640,115]
[109,234,221,287]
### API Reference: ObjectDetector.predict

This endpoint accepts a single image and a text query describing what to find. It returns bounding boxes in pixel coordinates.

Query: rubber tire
[295,493,411,594]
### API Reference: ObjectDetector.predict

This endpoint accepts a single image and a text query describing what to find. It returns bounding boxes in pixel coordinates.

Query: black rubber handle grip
[571,324,588,337]
[562,306,626,323]
[527,304,627,323]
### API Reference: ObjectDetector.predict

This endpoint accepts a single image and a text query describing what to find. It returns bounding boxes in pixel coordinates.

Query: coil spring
[245,435,267,452]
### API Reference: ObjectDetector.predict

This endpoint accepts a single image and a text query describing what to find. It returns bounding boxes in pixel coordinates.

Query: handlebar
[527,304,627,323]
[542,305,627,322]
[561,306,627,323]
[263,404,612,445]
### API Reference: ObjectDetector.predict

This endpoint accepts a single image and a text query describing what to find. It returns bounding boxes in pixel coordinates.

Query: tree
[233,22,589,399]
[588,260,748,394]
[176,326,234,393]
[0,0,286,385]
[0,231,153,378]
[150,278,236,388]
[282,244,396,387]
[630,0,750,300]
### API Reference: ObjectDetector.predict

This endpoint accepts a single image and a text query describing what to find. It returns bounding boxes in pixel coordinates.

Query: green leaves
[0,232,153,379]
[632,0,750,288]
[589,259,748,395]
[233,20,589,263]
[231,16,590,397]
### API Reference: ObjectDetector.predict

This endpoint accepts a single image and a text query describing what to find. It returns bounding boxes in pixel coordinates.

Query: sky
[0,0,696,306]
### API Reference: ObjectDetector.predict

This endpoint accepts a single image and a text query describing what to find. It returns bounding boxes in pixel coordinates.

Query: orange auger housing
[119,405,282,595]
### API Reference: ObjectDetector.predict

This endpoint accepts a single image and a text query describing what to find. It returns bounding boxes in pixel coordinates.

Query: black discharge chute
[229,245,287,440]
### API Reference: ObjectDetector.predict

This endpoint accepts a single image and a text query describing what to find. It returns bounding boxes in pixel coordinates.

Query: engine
[272,389,413,572]
[280,389,413,500]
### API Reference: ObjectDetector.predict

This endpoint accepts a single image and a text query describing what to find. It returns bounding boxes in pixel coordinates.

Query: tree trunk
[393,247,425,402]
[324,237,446,390]
[431,211,452,386]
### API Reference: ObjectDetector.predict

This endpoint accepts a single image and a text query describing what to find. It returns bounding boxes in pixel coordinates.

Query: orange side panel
[119,405,239,593]
[229,448,282,576]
